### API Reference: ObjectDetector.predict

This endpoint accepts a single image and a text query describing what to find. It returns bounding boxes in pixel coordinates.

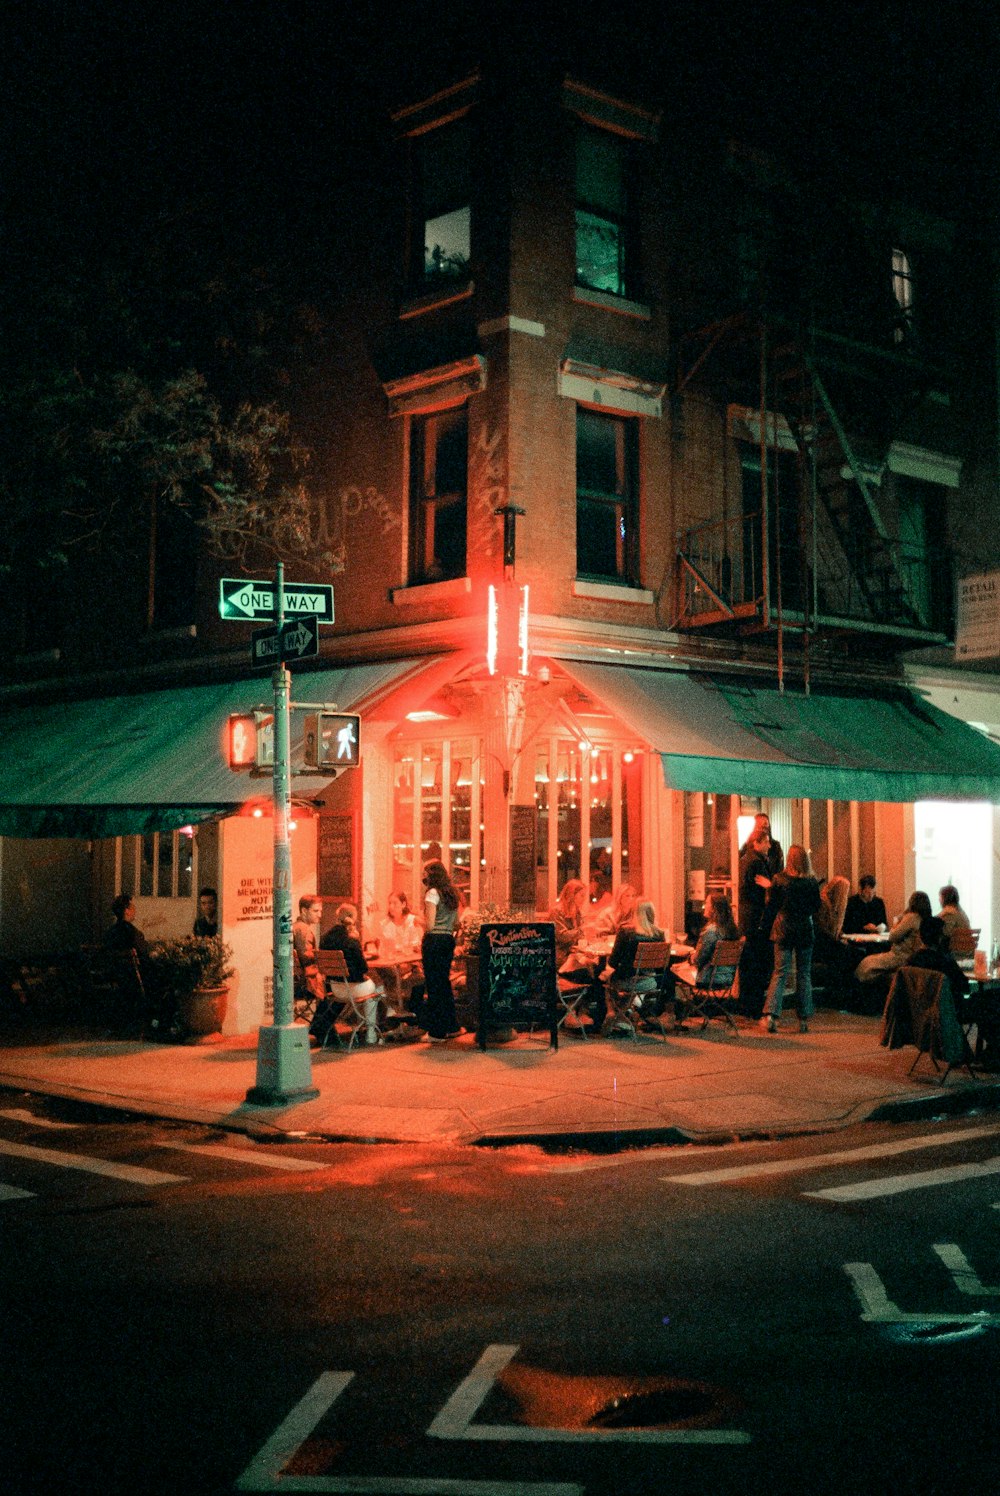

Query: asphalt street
[2,1094,998,1495]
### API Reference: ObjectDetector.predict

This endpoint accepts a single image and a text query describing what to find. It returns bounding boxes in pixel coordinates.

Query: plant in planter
[147,936,235,1039]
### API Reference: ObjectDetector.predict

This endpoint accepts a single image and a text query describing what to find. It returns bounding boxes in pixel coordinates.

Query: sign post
[245,562,319,1106]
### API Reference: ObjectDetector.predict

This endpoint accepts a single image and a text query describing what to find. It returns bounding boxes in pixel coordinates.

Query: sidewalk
[2,1010,999,1149]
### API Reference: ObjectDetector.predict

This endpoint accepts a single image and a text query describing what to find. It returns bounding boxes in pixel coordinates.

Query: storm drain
[588,1385,718,1428]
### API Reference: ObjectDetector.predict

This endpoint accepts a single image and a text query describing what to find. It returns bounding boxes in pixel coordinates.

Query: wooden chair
[948,926,978,970]
[314,949,383,1050]
[604,940,673,1039]
[676,937,745,1035]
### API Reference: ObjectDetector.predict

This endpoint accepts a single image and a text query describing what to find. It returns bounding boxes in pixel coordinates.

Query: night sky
[7,0,998,277]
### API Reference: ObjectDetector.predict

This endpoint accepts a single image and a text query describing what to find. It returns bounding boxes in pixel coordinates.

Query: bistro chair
[557,973,594,1037]
[314,948,384,1050]
[948,927,979,969]
[881,966,972,1084]
[604,940,673,1040]
[676,937,745,1036]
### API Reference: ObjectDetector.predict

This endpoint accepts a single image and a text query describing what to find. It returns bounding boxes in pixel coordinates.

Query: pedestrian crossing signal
[303,713,360,771]
[226,711,274,770]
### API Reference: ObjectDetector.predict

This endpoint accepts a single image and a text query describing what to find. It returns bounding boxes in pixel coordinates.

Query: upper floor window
[576,407,639,583]
[409,404,468,582]
[891,246,915,344]
[575,125,636,299]
[410,119,471,286]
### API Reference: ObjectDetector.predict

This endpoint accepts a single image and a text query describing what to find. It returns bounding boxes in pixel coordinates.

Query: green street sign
[219,578,335,622]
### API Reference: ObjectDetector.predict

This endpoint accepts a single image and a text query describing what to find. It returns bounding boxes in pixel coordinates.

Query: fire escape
[673,150,954,663]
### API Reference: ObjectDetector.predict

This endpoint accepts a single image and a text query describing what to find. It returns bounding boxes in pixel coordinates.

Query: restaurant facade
[4,60,1000,1027]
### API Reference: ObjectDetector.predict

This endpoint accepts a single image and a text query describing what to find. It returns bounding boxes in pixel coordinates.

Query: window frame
[574,122,639,301]
[407,114,472,289]
[408,402,469,585]
[574,405,641,586]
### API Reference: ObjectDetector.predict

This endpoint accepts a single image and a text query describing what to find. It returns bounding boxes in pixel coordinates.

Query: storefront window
[119,830,193,900]
[393,736,482,909]
[533,738,642,909]
[392,753,416,895]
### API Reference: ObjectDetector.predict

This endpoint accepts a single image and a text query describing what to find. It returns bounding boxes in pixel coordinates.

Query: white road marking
[550,1143,729,1173]
[0,1108,79,1129]
[933,1243,1000,1296]
[235,1367,582,1494]
[0,1139,186,1187]
[428,1344,751,1446]
[806,1155,1000,1202]
[661,1124,1000,1187]
[154,1141,325,1171]
[0,1182,35,1202]
[844,1261,1000,1324]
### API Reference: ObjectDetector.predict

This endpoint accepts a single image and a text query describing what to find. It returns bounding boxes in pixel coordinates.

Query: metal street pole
[246,561,318,1105]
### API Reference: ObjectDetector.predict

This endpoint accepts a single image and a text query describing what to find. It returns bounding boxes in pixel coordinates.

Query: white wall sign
[956,572,1000,661]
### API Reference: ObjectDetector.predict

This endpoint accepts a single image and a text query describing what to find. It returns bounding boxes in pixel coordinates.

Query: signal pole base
[245,1024,319,1106]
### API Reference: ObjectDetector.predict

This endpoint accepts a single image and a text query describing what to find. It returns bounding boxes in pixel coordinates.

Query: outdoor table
[958,977,1000,1069]
[366,954,421,1013]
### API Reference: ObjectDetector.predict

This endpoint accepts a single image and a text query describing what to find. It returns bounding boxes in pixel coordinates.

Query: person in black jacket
[738,827,774,1017]
[312,902,383,1045]
[760,844,822,1034]
[842,875,887,936]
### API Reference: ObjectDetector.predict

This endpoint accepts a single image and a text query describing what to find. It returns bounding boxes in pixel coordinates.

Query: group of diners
[740,810,980,1024]
[292,859,468,1047]
[547,877,741,1036]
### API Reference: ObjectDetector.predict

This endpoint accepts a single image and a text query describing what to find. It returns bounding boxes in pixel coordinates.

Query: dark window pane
[577,127,625,216]
[576,497,621,578]
[576,407,619,494]
[576,212,623,294]
[435,406,468,495]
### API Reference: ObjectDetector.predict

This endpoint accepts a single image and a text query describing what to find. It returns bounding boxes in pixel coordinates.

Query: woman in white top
[380,891,420,960]
[421,860,463,1041]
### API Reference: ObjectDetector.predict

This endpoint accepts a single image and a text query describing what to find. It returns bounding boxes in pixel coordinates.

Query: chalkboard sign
[509,804,537,907]
[317,813,355,902]
[476,921,558,1049]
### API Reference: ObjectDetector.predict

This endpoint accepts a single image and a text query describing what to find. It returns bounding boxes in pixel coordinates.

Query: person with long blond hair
[595,882,638,938]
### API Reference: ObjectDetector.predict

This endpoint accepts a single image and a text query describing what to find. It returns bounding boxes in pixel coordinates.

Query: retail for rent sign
[956,572,1000,661]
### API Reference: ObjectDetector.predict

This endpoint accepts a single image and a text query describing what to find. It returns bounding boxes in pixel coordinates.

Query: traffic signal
[303,712,360,771]
[226,711,274,770]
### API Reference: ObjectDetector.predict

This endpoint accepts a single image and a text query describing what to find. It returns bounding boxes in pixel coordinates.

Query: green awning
[0,660,428,839]
[559,662,1000,803]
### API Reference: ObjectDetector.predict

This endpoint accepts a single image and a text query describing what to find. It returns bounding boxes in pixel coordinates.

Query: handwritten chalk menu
[509,804,537,906]
[475,922,558,1049]
[318,813,355,901]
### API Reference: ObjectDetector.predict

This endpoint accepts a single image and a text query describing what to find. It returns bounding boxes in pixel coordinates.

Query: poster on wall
[956,572,1000,661]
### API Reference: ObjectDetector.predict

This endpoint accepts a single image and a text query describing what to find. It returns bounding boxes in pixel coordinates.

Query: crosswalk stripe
[806,1156,1000,1202]
[0,1182,35,1202]
[660,1124,1000,1186]
[0,1108,79,1129]
[154,1142,325,1171]
[0,1139,186,1187]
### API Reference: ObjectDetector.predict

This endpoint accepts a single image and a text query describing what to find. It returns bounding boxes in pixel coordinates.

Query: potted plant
[147,935,235,1039]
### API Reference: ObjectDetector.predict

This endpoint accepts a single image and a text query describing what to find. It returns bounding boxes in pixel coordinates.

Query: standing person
[760,844,822,1033]
[318,902,382,1045]
[292,895,325,1007]
[193,887,218,937]
[738,827,773,1017]
[421,860,464,1042]
[739,812,784,877]
[842,875,887,935]
[938,885,971,940]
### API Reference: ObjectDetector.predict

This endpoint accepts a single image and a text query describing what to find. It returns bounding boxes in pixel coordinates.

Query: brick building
[5,56,1000,1027]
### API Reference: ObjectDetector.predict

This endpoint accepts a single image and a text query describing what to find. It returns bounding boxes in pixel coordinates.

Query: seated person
[600,900,671,1034]
[379,891,421,960]
[673,892,739,1023]
[938,885,972,940]
[842,875,887,935]
[193,886,218,937]
[292,895,325,1006]
[313,902,383,1045]
[103,893,149,960]
[548,879,589,971]
[905,915,970,1000]
[856,891,931,989]
[595,882,638,939]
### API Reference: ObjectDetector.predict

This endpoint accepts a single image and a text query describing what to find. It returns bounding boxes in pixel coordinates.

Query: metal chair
[314,949,383,1050]
[677,937,745,1035]
[604,940,673,1039]
[557,974,594,1036]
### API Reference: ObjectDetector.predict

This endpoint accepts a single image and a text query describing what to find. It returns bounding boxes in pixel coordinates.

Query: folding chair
[314,949,383,1050]
[882,966,972,1084]
[604,941,673,1039]
[557,974,594,1037]
[677,937,745,1035]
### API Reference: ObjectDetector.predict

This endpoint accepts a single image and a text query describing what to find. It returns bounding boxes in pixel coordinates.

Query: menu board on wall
[317,813,356,902]
[475,921,558,1049]
[509,804,537,907]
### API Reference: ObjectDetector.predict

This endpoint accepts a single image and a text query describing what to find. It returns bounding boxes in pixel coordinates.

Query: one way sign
[219,578,335,622]
[250,615,320,665]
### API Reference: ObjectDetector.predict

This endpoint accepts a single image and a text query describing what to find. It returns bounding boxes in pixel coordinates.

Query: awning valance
[558,661,1000,803]
[0,659,430,839]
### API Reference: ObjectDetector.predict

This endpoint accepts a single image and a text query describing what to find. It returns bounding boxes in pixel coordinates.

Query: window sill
[140,625,198,644]
[572,285,651,320]
[573,579,654,605]
[400,280,475,320]
[392,576,472,607]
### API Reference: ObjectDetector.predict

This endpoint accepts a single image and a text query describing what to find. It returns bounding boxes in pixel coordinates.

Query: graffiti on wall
[314,485,402,574]
[470,422,504,564]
